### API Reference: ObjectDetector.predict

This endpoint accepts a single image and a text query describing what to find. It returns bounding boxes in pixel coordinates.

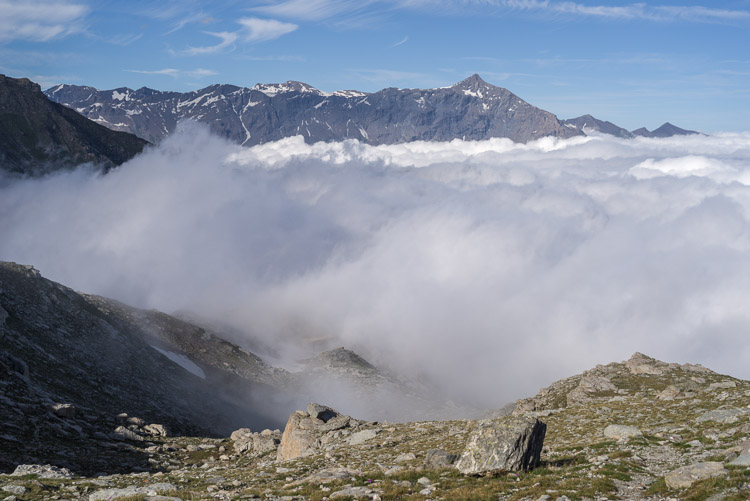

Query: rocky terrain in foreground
[3,296,750,501]
[2,263,749,499]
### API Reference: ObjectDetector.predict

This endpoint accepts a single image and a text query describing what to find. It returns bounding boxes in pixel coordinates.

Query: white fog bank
[2,124,749,408]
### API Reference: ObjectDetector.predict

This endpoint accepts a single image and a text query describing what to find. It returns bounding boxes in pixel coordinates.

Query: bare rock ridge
[0,74,147,176]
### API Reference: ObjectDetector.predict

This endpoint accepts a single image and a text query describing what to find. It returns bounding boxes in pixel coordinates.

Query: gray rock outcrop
[424,449,459,468]
[10,464,74,479]
[603,424,642,441]
[455,416,546,474]
[231,427,281,455]
[664,461,727,489]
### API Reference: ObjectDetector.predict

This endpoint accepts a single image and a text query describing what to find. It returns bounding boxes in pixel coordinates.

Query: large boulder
[603,424,642,441]
[277,403,352,461]
[231,427,281,455]
[665,462,727,489]
[455,416,546,474]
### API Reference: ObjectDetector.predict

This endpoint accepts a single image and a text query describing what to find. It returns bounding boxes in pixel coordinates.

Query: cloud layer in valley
[2,124,750,410]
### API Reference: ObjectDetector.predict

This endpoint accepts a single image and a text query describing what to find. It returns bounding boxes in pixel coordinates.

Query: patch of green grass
[646,477,669,495]
[610,449,633,459]
[589,440,617,450]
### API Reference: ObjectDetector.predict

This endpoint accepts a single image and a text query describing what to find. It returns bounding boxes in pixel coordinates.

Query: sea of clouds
[2,123,749,409]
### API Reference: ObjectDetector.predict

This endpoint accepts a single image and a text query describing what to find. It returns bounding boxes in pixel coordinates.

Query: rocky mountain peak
[453,73,490,89]
[301,347,377,372]
[251,80,325,97]
[631,121,698,138]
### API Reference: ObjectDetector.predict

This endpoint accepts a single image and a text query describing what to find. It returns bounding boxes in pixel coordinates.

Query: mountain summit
[45,75,580,146]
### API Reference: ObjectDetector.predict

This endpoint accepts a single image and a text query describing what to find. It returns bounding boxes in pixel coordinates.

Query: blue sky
[1,0,748,132]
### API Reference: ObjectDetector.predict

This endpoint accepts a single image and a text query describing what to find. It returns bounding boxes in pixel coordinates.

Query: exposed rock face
[664,461,727,489]
[566,375,618,406]
[455,416,546,474]
[0,74,147,176]
[45,74,580,146]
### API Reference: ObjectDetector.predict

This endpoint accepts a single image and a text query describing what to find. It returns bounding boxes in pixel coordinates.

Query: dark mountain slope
[0,74,147,176]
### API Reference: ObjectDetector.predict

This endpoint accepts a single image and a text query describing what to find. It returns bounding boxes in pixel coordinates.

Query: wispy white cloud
[107,33,143,46]
[252,0,373,21]
[174,17,297,56]
[178,31,239,56]
[127,68,217,79]
[241,54,305,62]
[128,68,181,77]
[0,0,88,42]
[500,0,750,23]
[237,17,298,42]
[348,68,442,87]
[391,35,408,48]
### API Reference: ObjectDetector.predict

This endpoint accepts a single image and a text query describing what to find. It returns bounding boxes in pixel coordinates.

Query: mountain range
[44,74,698,149]
[0,71,700,176]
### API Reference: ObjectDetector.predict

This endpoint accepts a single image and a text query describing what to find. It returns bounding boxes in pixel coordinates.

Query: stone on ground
[603,424,642,440]
[455,416,546,474]
[664,462,727,489]
[10,464,74,479]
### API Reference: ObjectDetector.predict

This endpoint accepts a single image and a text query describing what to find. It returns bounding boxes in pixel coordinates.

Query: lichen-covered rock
[347,429,379,446]
[88,483,179,500]
[664,461,727,489]
[624,352,665,375]
[729,451,750,466]
[696,408,750,424]
[10,464,74,479]
[566,375,617,406]
[603,424,642,441]
[425,449,459,468]
[277,411,320,461]
[456,416,546,474]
